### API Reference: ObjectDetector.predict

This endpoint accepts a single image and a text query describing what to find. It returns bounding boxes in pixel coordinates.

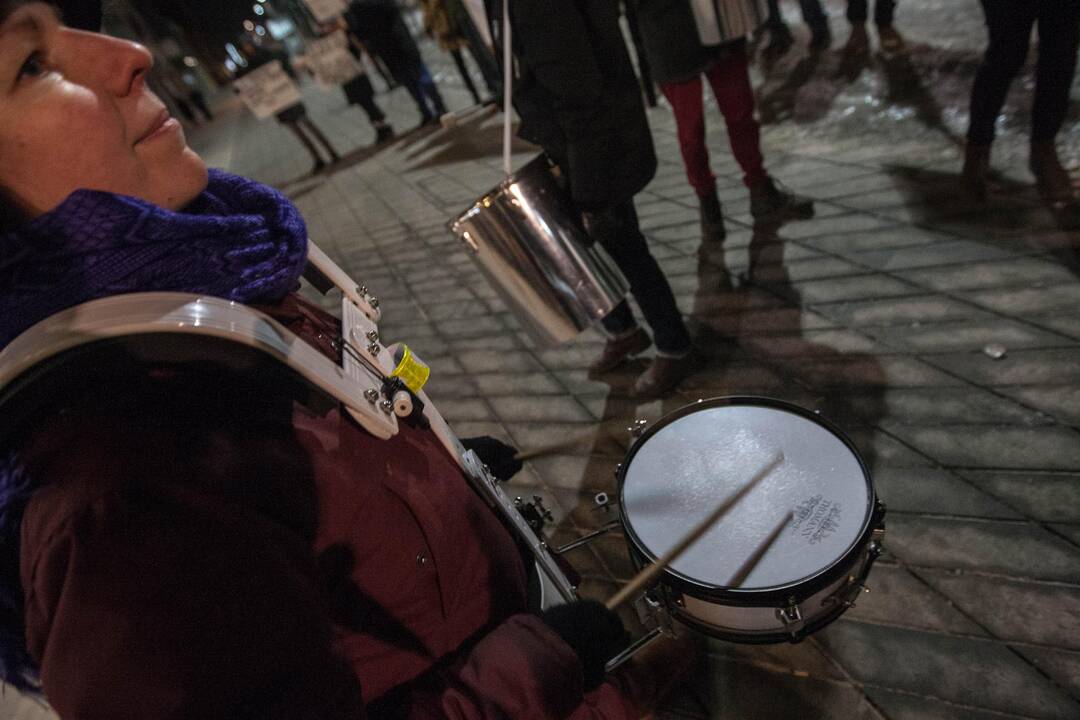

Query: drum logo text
[792,495,842,545]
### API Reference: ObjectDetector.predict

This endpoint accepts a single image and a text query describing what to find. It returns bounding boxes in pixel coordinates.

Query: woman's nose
[60,29,153,96]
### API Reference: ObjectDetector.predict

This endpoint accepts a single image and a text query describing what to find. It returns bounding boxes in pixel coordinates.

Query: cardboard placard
[233,60,303,119]
[303,0,347,24]
[300,30,364,87]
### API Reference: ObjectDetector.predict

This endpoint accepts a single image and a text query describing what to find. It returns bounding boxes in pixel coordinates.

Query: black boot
[698,191,726,243]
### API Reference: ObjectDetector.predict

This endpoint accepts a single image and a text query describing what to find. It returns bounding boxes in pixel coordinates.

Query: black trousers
[847,0,896,25]
[968,0,1080,145]
[765,0,829,32]
[587,200,692,355]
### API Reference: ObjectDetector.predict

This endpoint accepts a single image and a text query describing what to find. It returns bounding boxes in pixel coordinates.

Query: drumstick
[725,511,794,589]
[604,453,784,611]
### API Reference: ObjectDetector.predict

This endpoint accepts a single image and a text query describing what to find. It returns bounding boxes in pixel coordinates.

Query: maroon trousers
[660,44,767,195]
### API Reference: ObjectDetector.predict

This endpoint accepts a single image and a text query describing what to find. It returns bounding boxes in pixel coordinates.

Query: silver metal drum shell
[448,155,629,348]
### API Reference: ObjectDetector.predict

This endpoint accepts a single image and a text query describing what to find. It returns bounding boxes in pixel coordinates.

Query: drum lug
[776,597,805,638]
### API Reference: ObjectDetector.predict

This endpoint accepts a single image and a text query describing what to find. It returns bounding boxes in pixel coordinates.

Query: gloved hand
[540,600,630,690]
[461,435,523,481]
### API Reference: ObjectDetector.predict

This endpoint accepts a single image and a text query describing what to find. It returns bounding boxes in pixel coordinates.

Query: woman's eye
[17,52,45,80]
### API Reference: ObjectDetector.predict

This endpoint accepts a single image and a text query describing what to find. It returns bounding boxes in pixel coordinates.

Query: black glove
[540,600,630,690]
[461,435,522,481]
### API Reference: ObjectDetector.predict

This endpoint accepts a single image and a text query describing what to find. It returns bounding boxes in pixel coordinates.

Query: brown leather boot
[630,352,694,398]
[1030,141,1076,205]
[589,328,652,375]
[962,143,991,201]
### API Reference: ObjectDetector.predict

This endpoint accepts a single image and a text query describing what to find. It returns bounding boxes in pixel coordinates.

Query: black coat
[629,0,728,84]
[504,0,656,211]
[346,0,424,83]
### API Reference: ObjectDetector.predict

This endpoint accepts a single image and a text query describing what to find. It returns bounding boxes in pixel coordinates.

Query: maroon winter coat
[16,294,642,719]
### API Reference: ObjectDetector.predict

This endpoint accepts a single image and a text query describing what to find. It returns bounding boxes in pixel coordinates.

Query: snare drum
[618,397,885,643]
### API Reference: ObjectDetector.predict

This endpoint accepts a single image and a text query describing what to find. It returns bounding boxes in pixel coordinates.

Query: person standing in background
[346,0,449,125]
[236,40,341,174]
[631,0,814,244]
[500,0,697,398]
[420,0,497,104]
[762,0,831,57]
[844,0,904,54]
[963,0,1079,206]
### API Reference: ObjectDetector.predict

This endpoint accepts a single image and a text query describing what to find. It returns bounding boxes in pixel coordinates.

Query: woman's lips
[137,110,178,144]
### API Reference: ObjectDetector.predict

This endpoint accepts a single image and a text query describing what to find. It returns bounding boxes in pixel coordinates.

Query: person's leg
[846,0,867,24]
[299,117,341,163]
[450,48,482,104]
[590,201,691,357]
[874,0,896,26]
[704,44,767,189]
[845,0,870,51]
[659,74,725,241]
[284,120,326,171]
[874,0,903,48]
[658,74,713,196]
[1029,0,1080,200]
[967,0,1034,147]
[418,64,449,116]
[764,0,794,56]
[964,0,1035,197]
[800,0,832,48]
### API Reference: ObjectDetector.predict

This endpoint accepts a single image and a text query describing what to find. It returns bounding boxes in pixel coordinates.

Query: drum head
[620,398,873,594]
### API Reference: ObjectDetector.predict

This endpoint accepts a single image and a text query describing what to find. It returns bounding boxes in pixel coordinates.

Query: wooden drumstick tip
[605,452,784,611]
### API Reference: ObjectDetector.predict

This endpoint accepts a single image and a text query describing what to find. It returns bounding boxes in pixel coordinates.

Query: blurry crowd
[221,0,1078,395]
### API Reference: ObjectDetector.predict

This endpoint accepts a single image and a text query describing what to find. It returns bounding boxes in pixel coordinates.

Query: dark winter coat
[14,294,639,719]
[346,0,426,83]
[504,0,657,211]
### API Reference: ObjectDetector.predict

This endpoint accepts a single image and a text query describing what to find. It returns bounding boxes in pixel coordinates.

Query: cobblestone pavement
[3,1,1079,718]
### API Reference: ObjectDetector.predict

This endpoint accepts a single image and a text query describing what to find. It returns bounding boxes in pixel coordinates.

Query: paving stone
[844,563,989,635]
[965,284,1080,317]
[489,395,593,424]
[958,471,1080,523]
[887,426,1080,470]
[865,687,1046,720]
[918,569,1080,650]
[815,621,1080,719]
[525,453,621,493]
[884,515,1080,583]
[852,241,1017,273]
[997,386,1080,427]
[436,397,492,422]
[843,430,936,469]
[813,295,992,328]
[705,638,847,682]
[899,258,1077,292]
[1014,647,1080,701]
[472,371,565,396]
[456,349,545,374]
[787,274,921,304]
[741,329,884,356]
[1035,315,1080,340]
[873,468,1022,519]
[1049,524,1080,546]
[925,349,1080,387]
[869,387,1049,426]
[866,318,1073,353]
[801,226,949,254]
[779,213,898,240]
[694,656,882,720]
[796,356,964,389]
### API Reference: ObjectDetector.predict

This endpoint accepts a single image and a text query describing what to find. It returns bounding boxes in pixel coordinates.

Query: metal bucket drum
[618,397,885,643]
[448,155,629,348]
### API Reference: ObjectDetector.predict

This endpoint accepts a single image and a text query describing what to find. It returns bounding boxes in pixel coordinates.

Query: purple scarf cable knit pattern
[0,169,308,691]
[0,168,309,349]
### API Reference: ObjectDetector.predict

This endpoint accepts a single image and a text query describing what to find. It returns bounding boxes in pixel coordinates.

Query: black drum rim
[617,395,879,606]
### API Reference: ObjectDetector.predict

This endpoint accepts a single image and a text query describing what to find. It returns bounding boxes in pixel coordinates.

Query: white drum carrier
[618,397,885,643]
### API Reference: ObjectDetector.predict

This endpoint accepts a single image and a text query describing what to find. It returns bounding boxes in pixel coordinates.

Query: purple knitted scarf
[0,169,308,691]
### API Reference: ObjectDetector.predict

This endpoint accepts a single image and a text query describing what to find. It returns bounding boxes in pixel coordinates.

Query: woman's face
[0,3,208,218]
